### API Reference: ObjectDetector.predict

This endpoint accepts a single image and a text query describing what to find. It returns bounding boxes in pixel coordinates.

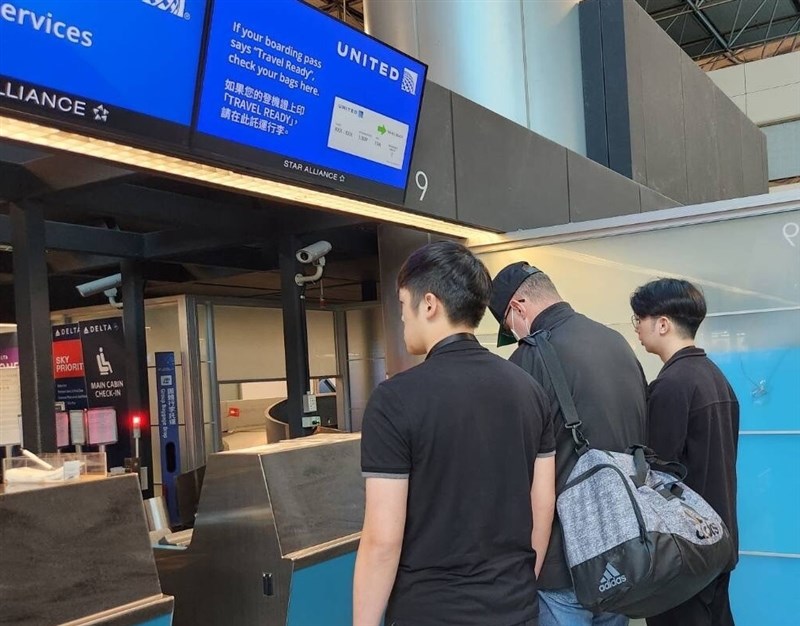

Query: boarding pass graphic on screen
[327,97,408,170]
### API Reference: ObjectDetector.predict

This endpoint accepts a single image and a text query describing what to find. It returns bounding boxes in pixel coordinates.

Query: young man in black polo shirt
[354,241,556,626]
[631,278,739,626]
[489,262,647,626]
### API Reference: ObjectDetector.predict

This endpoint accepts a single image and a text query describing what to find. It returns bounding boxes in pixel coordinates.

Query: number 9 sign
[783,222,799,247]
[415,171,429,202]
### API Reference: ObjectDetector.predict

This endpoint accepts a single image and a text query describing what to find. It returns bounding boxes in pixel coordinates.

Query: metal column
[178,295,206,469]
[121,259,153,497]
[333,309,352,432]
[280,237,311,438]
[204,301,222,453]
[10,202,56,452]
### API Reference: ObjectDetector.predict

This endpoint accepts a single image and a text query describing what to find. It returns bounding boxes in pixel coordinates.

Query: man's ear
[423,293,438,320]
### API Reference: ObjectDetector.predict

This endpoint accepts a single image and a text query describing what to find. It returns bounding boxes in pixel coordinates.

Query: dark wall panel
[682,56,722,203]
[639,12,689,203]
[452,94,569,230]
[716,88,745,200]
[582,0,768,206]
[580,0,609,168]
[621,0,647,185]
[568,152,641,221]
[601,0,633,179]
[403,82,457,220]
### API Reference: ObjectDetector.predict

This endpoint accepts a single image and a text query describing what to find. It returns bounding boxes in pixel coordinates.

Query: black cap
[489,262,542,347]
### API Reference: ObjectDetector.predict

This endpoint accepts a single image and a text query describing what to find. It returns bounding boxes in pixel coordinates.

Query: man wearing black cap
[489,263,647,626]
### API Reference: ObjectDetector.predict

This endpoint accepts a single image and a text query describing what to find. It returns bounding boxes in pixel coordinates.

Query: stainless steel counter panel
[155,433,365,626]
[262,433,363,555]
[0,475,171,626]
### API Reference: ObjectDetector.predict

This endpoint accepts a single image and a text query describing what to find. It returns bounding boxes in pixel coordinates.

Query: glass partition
[476,208,800,625]
[205,302,341,448]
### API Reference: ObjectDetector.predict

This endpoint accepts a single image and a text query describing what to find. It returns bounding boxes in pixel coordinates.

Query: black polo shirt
[361,334,555,626]
[509,302,648,590]
[647,346,740,569]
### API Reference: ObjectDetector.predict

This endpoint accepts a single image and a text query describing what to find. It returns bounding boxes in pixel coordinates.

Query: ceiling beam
[178,247,280,273]
[143,227,279,259]
[0,162,50,201]
[45,221,144,257]
[0,212,144,256]
[685,0,733,52]
[24,153,134,195]
[44,182,252,230]
[45,181,360,236]
[652,0,736,21]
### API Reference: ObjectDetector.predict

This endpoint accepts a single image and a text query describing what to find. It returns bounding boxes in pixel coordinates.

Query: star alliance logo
[141,0,190,19]
[92,104,108,122]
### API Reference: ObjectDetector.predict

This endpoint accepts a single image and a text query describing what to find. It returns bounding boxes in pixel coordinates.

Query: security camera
[296,241,332,265]
[76,274,123,309]
[76,274,122,298]
[295,241,332,286]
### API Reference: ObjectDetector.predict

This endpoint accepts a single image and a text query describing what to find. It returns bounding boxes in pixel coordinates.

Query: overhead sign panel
[194,0,427,203]
[0,0,208,143]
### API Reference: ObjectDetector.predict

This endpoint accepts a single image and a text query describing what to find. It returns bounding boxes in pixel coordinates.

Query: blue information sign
[156,351,181,524]
[0,0,208,142]
[195,0,427,202]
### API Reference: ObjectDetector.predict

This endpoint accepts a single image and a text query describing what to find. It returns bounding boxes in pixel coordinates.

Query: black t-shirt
[361,334,555,626]
[647,346,740,569]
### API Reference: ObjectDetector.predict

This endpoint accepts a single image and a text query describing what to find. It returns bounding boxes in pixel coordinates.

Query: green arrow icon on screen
[377,125,387,135]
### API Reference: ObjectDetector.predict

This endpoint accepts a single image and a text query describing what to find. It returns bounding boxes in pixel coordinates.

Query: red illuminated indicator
[132,415,142,427]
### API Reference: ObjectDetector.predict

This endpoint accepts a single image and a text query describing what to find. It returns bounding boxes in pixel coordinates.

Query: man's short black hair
[630,278,707,339]
[397,241,492,328]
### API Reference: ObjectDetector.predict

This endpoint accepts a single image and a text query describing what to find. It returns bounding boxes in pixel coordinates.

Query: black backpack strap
[521,331,590,456]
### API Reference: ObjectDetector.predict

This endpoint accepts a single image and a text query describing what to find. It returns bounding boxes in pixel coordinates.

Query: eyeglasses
[631,315,641,330]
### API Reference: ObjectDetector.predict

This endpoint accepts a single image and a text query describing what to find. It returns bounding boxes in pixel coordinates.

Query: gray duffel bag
[521,332,735,618]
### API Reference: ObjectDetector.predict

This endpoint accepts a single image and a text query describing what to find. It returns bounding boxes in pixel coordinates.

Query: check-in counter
[154,433,364,626]
[0,474,174,626]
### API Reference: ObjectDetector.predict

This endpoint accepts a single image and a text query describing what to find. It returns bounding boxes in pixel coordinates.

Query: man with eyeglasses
[631,278,739,626]
[489,262,648,626]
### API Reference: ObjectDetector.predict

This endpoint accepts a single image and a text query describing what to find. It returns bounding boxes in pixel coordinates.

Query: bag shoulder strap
[521,331,590,455]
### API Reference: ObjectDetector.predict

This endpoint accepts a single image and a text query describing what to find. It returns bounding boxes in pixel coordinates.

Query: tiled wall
[709,52,800,126]
[709,51,800,181]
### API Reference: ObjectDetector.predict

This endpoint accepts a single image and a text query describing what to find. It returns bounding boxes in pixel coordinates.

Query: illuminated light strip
[0,115,502,244]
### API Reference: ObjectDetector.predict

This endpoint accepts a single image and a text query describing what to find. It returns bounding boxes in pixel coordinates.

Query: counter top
[0,474,165,626]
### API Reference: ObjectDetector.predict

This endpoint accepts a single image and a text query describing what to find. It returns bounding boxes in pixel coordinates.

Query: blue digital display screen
[0,0,208,142]
[195,0,427,202]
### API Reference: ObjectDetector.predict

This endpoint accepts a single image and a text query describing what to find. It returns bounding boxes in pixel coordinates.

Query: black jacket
[510,302,648,590]
[647,346,740,568]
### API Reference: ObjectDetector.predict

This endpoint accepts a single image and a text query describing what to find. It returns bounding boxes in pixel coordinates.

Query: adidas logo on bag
[598,563,627,593]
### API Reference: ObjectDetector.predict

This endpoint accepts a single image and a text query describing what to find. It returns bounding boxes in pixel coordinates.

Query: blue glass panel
[736,435,800,554]
[731,555,800,626]
[710,348,800,432]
